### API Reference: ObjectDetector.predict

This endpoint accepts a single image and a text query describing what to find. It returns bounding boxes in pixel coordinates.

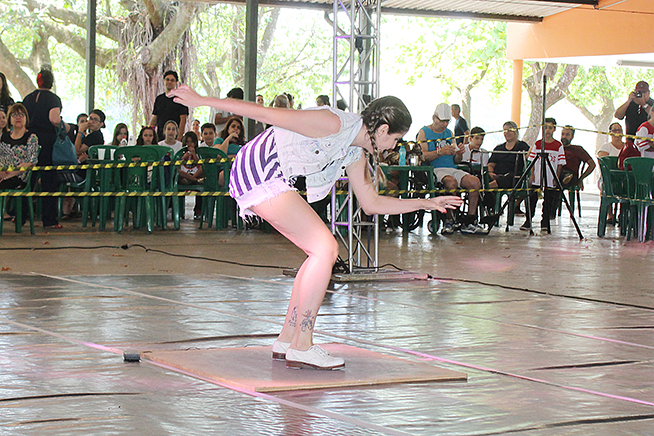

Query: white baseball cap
[434,103,451,121]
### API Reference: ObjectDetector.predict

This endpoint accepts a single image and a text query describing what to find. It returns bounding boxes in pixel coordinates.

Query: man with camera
[615,81,654,141]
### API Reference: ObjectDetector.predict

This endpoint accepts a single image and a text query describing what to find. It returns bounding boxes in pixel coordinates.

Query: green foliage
[385,16,510,102]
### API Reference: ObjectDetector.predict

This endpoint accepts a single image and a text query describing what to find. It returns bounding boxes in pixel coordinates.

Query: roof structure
[202,0,598,22]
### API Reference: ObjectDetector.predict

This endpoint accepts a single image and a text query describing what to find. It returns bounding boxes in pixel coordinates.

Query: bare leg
[460,174,480,215]
[250,191,339,351]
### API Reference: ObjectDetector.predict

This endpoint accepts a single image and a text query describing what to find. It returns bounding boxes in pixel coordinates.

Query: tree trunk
[0,37,35,98]
[523,63,578,145]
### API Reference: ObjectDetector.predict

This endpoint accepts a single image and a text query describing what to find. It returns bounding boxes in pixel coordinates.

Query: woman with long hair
[111,123,129,146]
[0,72,14,109]
[135,126,157,146]
[170,85,462,370]
[214,116,245,157]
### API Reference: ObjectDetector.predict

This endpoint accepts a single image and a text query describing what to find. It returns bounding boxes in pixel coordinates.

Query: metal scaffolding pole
[331,0,381,273]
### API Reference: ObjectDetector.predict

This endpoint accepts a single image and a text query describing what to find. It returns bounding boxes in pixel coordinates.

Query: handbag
[52,120,79,169]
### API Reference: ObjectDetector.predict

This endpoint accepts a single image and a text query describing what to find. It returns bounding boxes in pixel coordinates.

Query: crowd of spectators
[1,67,653,234]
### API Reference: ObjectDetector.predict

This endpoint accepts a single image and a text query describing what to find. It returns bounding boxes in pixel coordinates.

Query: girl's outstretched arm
[345,156,463,215]
[168,85,341,138]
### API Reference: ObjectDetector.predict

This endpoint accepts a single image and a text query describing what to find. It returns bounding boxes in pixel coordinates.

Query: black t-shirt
[0,96,14,112]
[22,89,62,165]
[152,93,189,141]
[454,117,469,145]
[625,98,654,136]
[83,130,105,147]
[489,140,530,176]
[1,130,31,147]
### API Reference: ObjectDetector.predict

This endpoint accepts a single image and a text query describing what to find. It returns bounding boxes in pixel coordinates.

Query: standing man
[559,125,596,189]
[150,70,188,142]
[522,118,566,232]
[615,81,654,142]
[418,103,483,234]
[451,104,470,146]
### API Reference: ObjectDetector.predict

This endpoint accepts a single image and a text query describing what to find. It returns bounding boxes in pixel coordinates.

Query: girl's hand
[425,196,463,213]
[168,85,206,108]
[227,132,238,143]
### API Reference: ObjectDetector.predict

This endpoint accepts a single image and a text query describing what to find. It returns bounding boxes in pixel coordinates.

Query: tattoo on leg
[288,306,297,328]
[300,310,315,332]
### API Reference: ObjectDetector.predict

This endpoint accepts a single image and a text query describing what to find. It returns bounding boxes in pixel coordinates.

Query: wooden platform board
[143,343,467,392]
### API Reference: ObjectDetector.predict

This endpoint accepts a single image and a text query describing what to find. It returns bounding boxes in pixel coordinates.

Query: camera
[635,91,643,98]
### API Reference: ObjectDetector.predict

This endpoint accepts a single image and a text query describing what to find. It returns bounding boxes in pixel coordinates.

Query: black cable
[125,244,295,270]
[0,245,122,251]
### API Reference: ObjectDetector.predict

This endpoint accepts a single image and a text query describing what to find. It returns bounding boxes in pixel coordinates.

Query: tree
[388,17,510,124]
[522,62,578,145]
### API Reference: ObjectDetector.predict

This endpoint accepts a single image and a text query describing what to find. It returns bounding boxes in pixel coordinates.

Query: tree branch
[143,2,199,70]
[42,22,116,68]
[0,37,36,98]
[142,0,167,30]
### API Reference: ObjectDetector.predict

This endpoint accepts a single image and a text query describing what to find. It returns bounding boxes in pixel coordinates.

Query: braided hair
[360,96,412,181]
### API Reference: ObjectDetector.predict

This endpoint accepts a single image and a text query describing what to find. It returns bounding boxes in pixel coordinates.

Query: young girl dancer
[170,85,463,370]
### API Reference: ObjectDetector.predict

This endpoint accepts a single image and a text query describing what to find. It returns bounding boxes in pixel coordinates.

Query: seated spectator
[0,72,14,110]
[522,117,566,231]
[67,113,87,143]
[316,95,330,107]
[200,123,216,147]
[214,116,245,157]
[284,93,295,109]
[256,94,264,105]
[336,99,348,111]
[0,106,7,134]
[417,103,483,234]
[179,131,204,219]
[254,95,265,137]
[179,131,204,185]
[488,121,530,214]
[597,122,624,158]
[191,119,201,136]
[136,125,157,146]
[75,109,106,163]
[271,94,290,109]
[634,107,654,158]
[461,127,489,166]
[0,103,39,220]
[111,123,129,146]
[158,120,183,154]
[559,125,596,190]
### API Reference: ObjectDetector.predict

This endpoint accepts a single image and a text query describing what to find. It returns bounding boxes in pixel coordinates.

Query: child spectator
[158,120,183,154]
[522,117,566,232]
[136,126,157,146]
[179,131,204,219]
[200,123,216,147]
[461,127,489,166]
[191,119,201,136]
[316,95,330,107]
[111,123,129,146]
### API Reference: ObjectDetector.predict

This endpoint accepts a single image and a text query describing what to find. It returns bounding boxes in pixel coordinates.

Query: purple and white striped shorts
[228,128,295,217]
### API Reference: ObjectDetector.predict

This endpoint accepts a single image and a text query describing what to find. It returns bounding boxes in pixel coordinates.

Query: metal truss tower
[330,0,381,273]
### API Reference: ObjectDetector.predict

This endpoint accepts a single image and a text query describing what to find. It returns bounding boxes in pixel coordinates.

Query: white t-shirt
[597,141,622,157]
[461,144,489,166]
[158,139,183,155]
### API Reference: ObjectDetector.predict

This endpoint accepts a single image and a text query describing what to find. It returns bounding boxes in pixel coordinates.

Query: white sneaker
[285,345,345,370]
[272,340,290,360]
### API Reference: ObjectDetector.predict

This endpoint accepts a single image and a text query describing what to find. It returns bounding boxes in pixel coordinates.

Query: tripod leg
[544,156,584,240]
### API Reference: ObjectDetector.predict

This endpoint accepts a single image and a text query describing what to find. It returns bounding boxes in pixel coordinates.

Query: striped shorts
[228,128,295,217]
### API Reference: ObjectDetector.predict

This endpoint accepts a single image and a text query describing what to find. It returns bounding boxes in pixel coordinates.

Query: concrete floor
[1,192,653,435]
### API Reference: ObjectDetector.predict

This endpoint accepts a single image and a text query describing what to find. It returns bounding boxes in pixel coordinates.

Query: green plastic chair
[597,156,630,238]
[623,157,654,242]
[0,171,36,235]
[141,145,179,230]
[82,145,118,229]
[112,146,161,233]
[196,147,231,230]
